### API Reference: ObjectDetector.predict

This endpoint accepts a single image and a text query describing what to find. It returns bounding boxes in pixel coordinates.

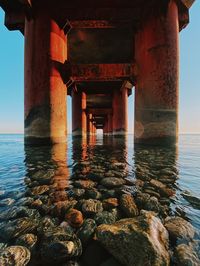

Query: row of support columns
[24,0,179,145]
[71,87,128,136]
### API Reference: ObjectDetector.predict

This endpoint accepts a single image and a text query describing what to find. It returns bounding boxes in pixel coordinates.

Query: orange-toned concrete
[24,11,67,144]
[112,87,128,135]
[72,90,87,136]
[87,113,94,135]
[134,0,179,145]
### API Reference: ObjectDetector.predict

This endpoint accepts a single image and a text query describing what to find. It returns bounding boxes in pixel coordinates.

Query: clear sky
[0,2,200,134]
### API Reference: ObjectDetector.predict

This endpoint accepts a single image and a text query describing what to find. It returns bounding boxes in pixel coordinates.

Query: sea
[0,134,199,265]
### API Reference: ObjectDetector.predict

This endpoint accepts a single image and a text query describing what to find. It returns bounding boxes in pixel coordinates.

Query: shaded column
[72,90,87,136]
[103,117,109,135]
[134,0,179,145]
[112,87,128,135]
[108,113,113,134]
[24,11,67,145]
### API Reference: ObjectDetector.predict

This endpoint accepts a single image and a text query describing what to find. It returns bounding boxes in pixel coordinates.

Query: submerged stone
[0,246,31,266]
[96,211,170,266]
[175,243,200,266]
[77,219,97,244]
[100,178,126,188]
[119,194,139,217]
[164,216,195,242]
[16,233,37,250]
[82,199,103,215]
[65,209,84,228]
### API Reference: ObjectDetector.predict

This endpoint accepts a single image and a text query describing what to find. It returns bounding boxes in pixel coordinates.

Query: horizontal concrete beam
[69,20,135,29]
[66,63,136,82]
[5,11,24,32]
[87,108,112,115]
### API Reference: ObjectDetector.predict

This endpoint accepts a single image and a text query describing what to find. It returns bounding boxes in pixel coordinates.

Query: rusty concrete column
[134,0,179,145]
[108,114,113,134]
[112,87,128,135]
[103,117,109,135]
[87,113,93,135]
[72,90,87,136]
[24,11,67,145]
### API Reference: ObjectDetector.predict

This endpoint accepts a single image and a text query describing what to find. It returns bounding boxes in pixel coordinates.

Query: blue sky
[0,2,199,134]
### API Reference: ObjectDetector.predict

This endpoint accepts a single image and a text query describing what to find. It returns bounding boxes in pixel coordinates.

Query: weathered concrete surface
[134,0,179,145]
[24,10,67,144]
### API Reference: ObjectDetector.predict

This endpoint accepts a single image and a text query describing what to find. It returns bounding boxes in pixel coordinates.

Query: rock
[77,219,97,244]
[0,217,38,241]
[0,243,7,250]
[86,188,102,199]
[40,227,82,263]
[16,233,37,250]
[65,209,84,228]
[135,192,151,209]
[16,197,34,207]
[74,180,96,189]
[81,240,110,266]
[103,198,118,210]
[149,179,174,197]
[0,198,15,207]
[164,217,195,242]
[71,188,85,198]
[53,200,77,217]
[41,240,82,263]
[38,216,59,234]
[28,185,49,196]
[94,211,117,225]
[100,178,126,188]
[145,196,160,212]
[175,243,200,266]
[0,246,31,266]
[181,191,200,209]
[119,194,139,217]
[96,211,170,266]
[82,199,103,215]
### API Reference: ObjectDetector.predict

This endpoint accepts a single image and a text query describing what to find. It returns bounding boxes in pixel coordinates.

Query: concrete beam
[5,11,25,32]
[65,63,136,82]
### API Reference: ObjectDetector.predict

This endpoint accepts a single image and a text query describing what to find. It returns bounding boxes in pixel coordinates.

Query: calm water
[0,134,200,264]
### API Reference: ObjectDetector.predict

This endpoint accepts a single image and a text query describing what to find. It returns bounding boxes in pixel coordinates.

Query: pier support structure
[0,0,194,145]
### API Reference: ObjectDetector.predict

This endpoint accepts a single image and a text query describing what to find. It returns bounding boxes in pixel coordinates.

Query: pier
[0,0,195,145]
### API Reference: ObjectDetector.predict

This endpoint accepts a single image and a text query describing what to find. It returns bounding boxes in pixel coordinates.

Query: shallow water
[0,134,200,265]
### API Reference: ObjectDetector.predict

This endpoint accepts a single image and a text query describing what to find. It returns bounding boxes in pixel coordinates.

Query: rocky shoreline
[0,150,200,266]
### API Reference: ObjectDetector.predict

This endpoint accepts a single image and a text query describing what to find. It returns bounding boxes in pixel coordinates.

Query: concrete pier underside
[0,0,195,145]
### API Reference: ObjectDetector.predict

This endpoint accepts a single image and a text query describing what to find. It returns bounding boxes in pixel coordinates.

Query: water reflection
[0,135,200,265]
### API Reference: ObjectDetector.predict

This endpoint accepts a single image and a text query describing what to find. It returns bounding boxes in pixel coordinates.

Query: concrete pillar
[134,0,179,145]
[72,90,87,136]
[24,11,67,145]
[108,114,113,134]
[112,87,128,135]
[103,118,109,134]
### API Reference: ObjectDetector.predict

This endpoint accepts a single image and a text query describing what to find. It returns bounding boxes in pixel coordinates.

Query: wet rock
[164,216,195,242]
[31,198,43,208]
[100,178,126,188]
[149,179,174,197]
[16,197,34,207]
[82,199,103,215]
[119,194,139,217]
[135,192,151,209]
[77,219,97,244]
[103,198,118,210]
[181,191,200,209]
[0,198,15,207]
[143,189,161,199]
[71,188,85,199]
[41,240,82,263]
[175,243,200,266]
[60,221,75,235]
[16,233,37,250]
[85,188,101,199]
[38,216,59,234]
[100,189,116,199]
[53,200,77,217]
[0,217,38,240]
[96,211,170,266]
[40,227,82,263]
[65,209,84,228]
[0,246,31,266]
[28,185,49,196]
[94,211,117,225]
[74,180,96,189]
[145,196,160,212]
